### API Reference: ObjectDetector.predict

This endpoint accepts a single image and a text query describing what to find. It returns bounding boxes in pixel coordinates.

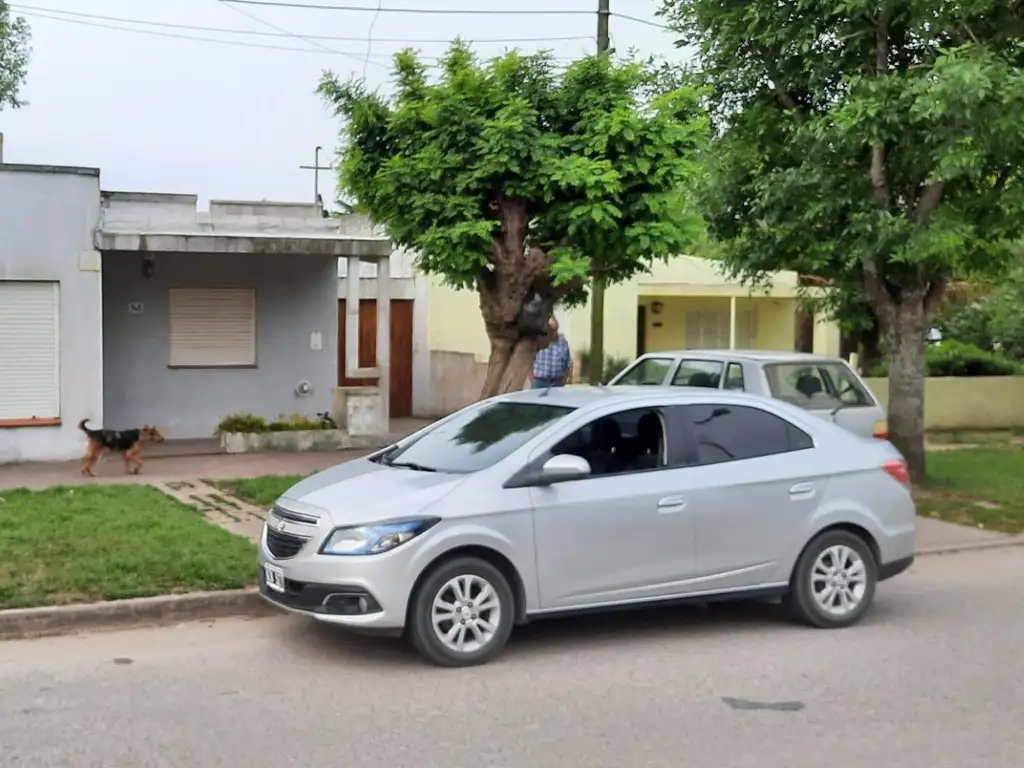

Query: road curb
[916,537,1024,557]
[0,589,277,642]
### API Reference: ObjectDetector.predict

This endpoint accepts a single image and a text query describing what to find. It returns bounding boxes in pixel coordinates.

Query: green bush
[267,413,324,432]
[215,412,268,435]
[869,341,1019,378]
[215,412,329,435]
[578,349,634,384]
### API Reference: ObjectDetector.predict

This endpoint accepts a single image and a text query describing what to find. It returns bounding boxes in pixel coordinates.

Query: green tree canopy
[0,2,30,111]
[660,0,1024,479]
[319,42,707,395]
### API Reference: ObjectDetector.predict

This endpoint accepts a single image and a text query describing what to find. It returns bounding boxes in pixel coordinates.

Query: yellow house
[414,255,842,416]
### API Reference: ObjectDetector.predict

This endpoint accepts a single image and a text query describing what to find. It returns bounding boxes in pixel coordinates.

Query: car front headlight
[319,518,440,556]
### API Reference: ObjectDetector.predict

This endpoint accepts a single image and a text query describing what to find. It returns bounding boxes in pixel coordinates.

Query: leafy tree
[319,42,706,396]
[0,2,30,111]
[660,0,1024,479]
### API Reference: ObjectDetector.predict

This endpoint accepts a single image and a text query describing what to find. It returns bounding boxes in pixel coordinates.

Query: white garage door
[0,281,60,421]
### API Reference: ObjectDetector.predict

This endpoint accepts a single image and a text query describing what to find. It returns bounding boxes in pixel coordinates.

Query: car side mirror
[536,454,591,485]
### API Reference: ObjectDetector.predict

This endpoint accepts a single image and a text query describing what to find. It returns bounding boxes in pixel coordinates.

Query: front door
[529,407,696,610]
[337,299,414,417]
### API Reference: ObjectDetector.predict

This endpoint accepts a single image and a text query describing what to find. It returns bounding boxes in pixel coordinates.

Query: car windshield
[379,401,575,474]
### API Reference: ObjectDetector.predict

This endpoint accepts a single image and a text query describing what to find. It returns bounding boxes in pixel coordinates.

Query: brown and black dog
[78,418,165,476]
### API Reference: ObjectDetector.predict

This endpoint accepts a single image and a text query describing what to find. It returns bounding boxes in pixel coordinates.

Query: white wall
[0,165,103,462]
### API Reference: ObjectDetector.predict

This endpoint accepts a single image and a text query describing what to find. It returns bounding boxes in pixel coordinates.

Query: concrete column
[728,295,738,350]
[376,255,391,431]
[345,256,363,377]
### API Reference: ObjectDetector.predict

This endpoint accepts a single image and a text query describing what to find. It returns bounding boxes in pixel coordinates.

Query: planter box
[219,428,389,455]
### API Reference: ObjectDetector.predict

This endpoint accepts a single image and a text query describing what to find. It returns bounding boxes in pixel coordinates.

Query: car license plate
[264,564,286,593]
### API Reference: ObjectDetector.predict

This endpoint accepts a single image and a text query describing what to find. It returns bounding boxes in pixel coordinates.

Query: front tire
[407,557,515,667]
[787,530,877,629]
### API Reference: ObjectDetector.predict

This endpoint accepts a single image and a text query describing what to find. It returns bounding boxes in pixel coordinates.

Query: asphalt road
[2,549,1022,768]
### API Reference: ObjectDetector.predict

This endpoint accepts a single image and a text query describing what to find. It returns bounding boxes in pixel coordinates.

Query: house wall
[0,165,103,462]
[102,251,338,439]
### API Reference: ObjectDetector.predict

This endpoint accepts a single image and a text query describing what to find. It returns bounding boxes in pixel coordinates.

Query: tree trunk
[479,334,542,398]
[878,301,928,482]
[587,277,606,383]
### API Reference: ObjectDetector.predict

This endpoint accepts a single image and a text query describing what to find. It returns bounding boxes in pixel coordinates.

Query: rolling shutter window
[168,288,256,367]
[0,281,60,420]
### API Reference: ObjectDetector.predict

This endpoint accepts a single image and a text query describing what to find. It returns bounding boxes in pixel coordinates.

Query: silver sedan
[258,386,916,667]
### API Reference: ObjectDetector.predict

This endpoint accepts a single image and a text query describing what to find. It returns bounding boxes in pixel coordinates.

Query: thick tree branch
[912,181,945,224]
[923,274,950,318]
[870,13,891,207]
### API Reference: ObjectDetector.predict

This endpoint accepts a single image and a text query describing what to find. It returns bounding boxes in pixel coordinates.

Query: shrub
[578,349,634,384]
[868,341,1020,378]
[267,413,326,432]
[215,412,268,435]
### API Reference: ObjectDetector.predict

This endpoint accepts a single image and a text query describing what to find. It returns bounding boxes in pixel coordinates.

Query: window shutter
[168,288,256,367]
[0,281,60,420]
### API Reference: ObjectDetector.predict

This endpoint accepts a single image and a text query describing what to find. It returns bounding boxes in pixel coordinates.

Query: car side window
[615,358,672,386]
[724,362,745,391]
[671,359,723,389]
[677,404,813,466]
[551,407,668,476]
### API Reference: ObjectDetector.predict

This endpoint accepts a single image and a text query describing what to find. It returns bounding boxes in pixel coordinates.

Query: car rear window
[379,401,575,474]
[764,362,873,410]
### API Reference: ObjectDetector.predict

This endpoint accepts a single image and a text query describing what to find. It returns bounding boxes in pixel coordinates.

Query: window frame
[167,287,257,369]
[0,280,61,426]
[723,362,745,391]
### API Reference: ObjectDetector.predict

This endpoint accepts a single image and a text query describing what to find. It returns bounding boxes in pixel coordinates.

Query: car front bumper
[257,524,415,631]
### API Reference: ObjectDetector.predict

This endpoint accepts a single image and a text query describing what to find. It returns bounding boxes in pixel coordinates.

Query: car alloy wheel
[407,556,515,667]
[430,574,502,654]
[787,529,877,629]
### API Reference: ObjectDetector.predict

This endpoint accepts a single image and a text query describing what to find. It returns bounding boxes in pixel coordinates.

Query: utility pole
[587,0,611,384]
[299,145,333,209]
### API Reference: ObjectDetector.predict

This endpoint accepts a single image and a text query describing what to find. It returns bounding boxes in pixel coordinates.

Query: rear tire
[787,530,877,629]
[407,556,515,667]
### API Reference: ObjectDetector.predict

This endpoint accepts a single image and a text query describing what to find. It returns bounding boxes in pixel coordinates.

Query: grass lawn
[0,485,258,610]
[212,475,306,508]
[918,445,1024,534]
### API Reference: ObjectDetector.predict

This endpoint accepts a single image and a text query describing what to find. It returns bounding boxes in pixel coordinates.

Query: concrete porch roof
[95,191,391,259]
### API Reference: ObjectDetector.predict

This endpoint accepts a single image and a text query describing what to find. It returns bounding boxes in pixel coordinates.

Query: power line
[215,0,379,65]
[363,0,383,77]
[18,8,587,63]
[8,5,595,44]
[219,1,593,15]
[610,12,671,31]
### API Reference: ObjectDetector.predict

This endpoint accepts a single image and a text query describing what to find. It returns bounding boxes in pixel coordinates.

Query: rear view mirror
[537,454,591,485]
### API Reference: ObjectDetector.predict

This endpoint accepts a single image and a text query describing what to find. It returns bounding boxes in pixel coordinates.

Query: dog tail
[78,418,91,433]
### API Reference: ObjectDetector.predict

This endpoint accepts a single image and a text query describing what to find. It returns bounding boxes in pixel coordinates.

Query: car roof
[492,384,788,411]
[641,349,848,365]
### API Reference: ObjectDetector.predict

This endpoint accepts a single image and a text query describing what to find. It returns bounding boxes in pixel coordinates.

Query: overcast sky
[1,0,682,206]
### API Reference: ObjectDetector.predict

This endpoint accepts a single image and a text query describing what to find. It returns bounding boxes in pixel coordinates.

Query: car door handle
[789,482,816,497]
[657,496,687,513]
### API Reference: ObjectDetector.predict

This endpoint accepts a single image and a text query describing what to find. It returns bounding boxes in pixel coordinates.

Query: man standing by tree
[528,317,572,389]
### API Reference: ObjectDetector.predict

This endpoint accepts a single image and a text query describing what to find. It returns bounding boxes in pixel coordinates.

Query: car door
[527,405,696,611]
[675,402,823,591]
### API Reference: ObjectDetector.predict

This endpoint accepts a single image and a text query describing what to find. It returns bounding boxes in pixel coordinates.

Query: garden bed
[215,411,388,454]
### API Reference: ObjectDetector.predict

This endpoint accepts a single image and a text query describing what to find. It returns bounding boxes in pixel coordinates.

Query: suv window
[724,362,745,391]
[764,362,872,409]
[678,404,813,466]
[616,358,672,386]
[552,407,667,476]
[671,359,723,388]
[380,401,574,473]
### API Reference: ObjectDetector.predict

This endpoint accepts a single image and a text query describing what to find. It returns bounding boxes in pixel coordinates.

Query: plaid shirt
[533,334,571,380]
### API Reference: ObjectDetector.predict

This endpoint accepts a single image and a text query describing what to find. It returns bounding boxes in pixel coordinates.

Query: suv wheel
[787,530,877,629]
[407,557,515,667]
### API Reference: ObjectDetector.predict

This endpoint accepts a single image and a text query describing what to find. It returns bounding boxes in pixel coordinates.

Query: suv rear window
[764,362,873,410]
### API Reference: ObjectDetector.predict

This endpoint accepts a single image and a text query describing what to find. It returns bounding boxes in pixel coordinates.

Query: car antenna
[541,382,552,397]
